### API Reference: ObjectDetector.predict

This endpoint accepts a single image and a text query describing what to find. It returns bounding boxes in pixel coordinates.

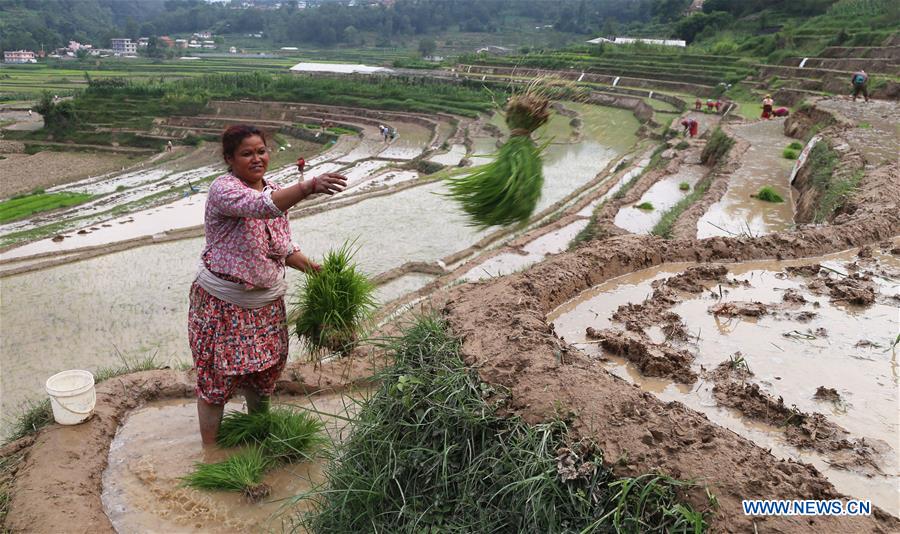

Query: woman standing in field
[188,124,347,444]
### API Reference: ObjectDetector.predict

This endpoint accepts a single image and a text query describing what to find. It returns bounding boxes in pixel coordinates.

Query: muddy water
[815,99,899,166]
[429,144,466,166]
[458,220,589,282]
[549,248,899,514]
[697,119,796,239]
[102,392,360,533]
[613,164,706,234]
[374,273,434,305]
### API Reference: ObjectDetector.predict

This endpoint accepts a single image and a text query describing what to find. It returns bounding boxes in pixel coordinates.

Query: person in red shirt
[695,98,702,111]
[680,118,699,137]
[188,124,348,445]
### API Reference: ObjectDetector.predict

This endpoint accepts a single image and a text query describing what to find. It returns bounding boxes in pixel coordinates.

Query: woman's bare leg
[197,398,224,445]
[243,388,270,414]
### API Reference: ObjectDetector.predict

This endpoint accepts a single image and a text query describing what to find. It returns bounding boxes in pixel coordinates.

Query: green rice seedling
[182,446,272,501]
[636,202,654,210]
[755,186,784,203]
[679,182,690,191]
[265,409,328,462]
[782,148,799,160]
[218,408,327,462]
[446,81,551,228]
[675,141,690,150]
[291,240,376,355]
[787,141,804,150]
[217,410,273,448]
[857,122,871,129]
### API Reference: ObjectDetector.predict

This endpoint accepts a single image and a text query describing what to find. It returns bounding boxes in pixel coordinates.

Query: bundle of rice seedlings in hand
[217,408,327,463]
[182,446,272,502]
[446,82,551,228]
[291,240,376,355]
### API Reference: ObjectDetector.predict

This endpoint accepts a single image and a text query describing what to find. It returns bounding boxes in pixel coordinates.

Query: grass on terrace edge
[293,315,712,533]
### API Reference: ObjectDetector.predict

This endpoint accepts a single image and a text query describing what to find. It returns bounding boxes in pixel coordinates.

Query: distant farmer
[27,109,32,117]
[851,70,869,102]
[188,124,348,445]
[773,107,790,117]
[761,94,774,119]
[694,98,702,111]
[166,140,173,152]
[714,99,723,113]
[680,118,699,138]
[706,99,715,112]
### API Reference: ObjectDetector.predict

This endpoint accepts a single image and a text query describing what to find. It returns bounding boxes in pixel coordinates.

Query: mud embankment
[438,167,899,531]
[784,104,870,224]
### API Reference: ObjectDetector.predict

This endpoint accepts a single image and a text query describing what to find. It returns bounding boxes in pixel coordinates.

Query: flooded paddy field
[698,119,796,238]
[549,246,900,514]
[614,164,706,234]
[0,100,640,419]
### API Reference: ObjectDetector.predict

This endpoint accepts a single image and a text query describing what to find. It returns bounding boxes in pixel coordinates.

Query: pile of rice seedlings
[787,141,804,150]
[182,446,272,501]
[782,148,799,160]
[297,316,710,532]
[636,202,654,210]
[446,81,551,229]
[679,182,691,191]
[183,407,326,501]
[291,240,376,355]
[754,186,785,203]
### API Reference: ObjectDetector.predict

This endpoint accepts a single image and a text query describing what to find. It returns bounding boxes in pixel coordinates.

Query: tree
[342,25,362,46]
[418,38,436,58]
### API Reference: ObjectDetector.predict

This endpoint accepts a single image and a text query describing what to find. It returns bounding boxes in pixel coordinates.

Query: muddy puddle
[102,392,361,533]
[614,164,706,234]
[698,119,796,239]
[815,99,899,166]
[549,247,900,514]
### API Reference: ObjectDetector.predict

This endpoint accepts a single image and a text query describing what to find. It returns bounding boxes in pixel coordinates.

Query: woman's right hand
[307,173,347,196]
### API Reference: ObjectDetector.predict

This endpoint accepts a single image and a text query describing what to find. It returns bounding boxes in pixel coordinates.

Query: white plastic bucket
[45,370,96,425]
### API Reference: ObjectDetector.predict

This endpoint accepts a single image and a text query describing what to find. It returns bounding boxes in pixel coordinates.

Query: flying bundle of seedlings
[182,446,272,501]
[446,80,553,228]
[183,407,327,501]
[291,240,376,355]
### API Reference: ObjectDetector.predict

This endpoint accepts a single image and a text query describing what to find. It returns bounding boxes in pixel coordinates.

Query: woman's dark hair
[221,124,268,162]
